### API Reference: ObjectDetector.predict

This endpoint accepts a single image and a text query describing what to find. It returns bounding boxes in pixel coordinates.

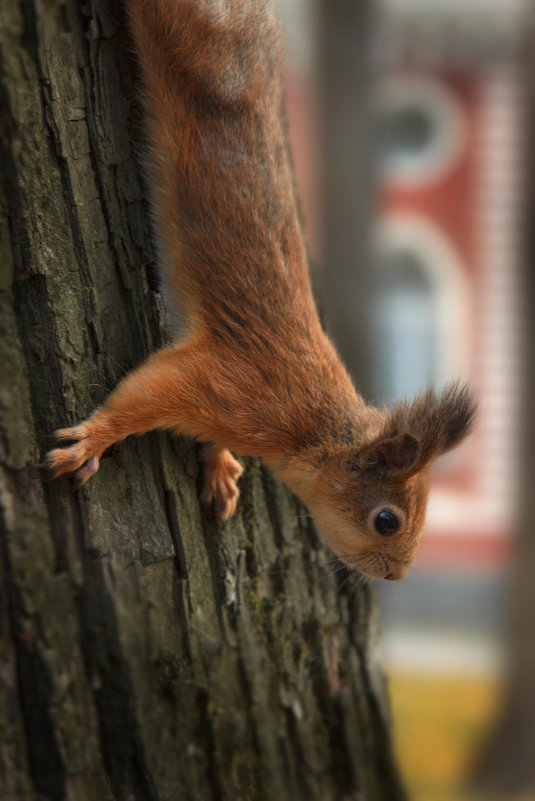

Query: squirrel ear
[349,432,420,476]
[387,383,477,463]
[347,384,475,477]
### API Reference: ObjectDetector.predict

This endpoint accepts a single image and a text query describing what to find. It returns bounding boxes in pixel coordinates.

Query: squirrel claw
[44,423,102,484]
[200,444,243,528]
[73,456,100,488]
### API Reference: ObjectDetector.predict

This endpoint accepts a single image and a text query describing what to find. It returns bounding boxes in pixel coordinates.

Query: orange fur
[46,0,476,578]
[199,443,243,528]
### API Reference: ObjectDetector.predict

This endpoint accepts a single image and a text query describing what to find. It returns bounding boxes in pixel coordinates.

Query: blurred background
[275,0,534,799]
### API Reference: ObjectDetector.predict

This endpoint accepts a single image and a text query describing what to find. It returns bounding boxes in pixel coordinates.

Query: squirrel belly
[45,0,476,579]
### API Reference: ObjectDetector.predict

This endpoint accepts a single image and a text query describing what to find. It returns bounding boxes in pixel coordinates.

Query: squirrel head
[284,384,476,580]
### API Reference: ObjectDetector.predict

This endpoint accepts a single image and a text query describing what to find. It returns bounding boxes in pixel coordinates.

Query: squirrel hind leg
[199,443,243,529]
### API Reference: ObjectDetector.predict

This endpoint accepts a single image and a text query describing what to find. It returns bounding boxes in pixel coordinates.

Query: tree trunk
[318,0,377,398]
[0,2,405,800]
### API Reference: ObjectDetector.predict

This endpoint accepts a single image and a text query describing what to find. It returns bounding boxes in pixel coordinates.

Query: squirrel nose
[384,564,410,581]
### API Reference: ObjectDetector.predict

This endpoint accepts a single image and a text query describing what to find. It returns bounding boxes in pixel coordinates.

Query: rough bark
[0,2,405,800]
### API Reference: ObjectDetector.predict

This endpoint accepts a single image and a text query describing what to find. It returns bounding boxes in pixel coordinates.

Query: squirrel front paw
[44,423,104,487]
[199,444,243,529]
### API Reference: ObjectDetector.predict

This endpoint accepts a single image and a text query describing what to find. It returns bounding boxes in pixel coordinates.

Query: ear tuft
[435,383,477,453]
[388,382,477,463]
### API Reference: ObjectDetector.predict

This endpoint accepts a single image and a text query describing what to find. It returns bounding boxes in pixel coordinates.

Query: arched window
[377,76,466,187]
[373,249,437,403]
[372,216,471,404]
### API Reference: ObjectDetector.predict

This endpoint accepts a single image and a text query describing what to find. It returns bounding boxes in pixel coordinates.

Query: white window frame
[377,75,467,187]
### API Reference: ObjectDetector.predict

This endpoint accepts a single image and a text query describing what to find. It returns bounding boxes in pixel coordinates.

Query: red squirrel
[45,0,475,580]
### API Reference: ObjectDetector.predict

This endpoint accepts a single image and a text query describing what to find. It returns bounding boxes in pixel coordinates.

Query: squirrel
[45,0,476,581]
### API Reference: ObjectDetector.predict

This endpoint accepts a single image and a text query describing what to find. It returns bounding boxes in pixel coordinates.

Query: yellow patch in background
[388,671,509,801]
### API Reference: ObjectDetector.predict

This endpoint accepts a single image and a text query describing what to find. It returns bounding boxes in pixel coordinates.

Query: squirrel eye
[374,509,400,536]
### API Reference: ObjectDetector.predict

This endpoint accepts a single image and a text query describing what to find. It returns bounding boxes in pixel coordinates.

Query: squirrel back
[128,0,364,459]
[129,0,317,341]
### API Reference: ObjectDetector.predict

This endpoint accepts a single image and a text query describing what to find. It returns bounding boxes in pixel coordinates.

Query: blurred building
[275,3,530,792]
[276,0,529,652]
[374,0,526,578]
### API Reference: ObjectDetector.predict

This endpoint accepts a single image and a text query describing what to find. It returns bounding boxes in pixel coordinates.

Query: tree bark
[0,2,405,800]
